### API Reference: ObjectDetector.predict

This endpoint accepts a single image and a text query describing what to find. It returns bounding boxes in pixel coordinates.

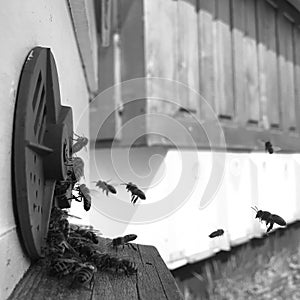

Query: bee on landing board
[251,206,286,233]
[93,180,117,196]
[121,182,146,205]
[208,229,225,238]
[71,264,97,288]
[111,234,138,251]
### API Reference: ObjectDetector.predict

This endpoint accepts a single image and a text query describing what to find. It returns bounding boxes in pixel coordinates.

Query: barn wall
[0,1,90,298]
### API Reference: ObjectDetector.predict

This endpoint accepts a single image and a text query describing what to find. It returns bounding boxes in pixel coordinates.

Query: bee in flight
[257,140,281,154]
[208,229,224,238]
[121,182,146,205]
[93,180,117,196]
[251,206,286,233]
[111,234,138,251]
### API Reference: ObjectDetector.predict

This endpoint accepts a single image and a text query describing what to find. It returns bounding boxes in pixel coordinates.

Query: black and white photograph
[2,0,300,299]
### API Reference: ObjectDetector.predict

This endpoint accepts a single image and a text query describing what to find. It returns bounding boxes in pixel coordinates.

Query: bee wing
[257,139,266,146]
[66,213,82,220]
[272,146,282,152]
[252,141,265,151]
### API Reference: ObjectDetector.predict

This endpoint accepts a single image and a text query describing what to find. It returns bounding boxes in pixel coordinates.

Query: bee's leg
[106,190,108,196]
[71,196,82,202]
[129,243,137,251]
[267,222,274,233]
[133,196,139,205]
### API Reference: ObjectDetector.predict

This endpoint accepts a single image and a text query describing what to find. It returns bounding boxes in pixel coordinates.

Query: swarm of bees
[45,133,141,290]
[44,207,138,289]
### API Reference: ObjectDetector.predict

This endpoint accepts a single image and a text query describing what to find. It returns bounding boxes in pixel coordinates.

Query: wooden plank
[144,0,179,115]
[198,0,216,119]
[143,246,183,300]
[214,0,235,119]
[277,13,296,131]
[177,0,200,112]
[243,0,260,123]
[256,0,280,128]
[9,238,182,300]
[117,0,147,146]
[293,26,300,132]
[231,0,246,124]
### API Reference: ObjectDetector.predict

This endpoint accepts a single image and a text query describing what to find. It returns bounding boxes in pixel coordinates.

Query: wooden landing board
[8,238,183,300]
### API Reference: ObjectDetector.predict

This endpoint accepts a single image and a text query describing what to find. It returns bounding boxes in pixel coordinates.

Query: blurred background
[2,0,300,299]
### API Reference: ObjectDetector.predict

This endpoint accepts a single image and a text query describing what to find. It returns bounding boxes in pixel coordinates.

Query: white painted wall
[90,148,300,270]
[0,1,90,298]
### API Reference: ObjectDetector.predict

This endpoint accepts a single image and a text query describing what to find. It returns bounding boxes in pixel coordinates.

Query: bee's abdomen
[112,237,124,247]
[271,214,287,226]
[74,265,95,285]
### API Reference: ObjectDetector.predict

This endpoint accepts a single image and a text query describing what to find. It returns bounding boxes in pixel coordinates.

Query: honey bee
[72,264,97,287]
[73,184,92,211]
[251,206,286,233]
[119,259,138,276]
[208,229,225,238]
[122,182,146,205]
[111,234,138,251]
[257,140,281,154]
[98,256,137,276]
[93,180,117,196]
[66,157,85,181]
[50,258,79,277]
[71,224,99,244]
[72,133,89,155]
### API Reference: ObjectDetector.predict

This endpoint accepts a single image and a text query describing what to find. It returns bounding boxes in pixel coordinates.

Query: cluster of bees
[44,207,138,288]
[209,140,287,239]
[45,133,142,289]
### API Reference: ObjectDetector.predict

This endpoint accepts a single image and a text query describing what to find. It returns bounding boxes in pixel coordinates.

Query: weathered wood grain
[177,0,200,112]
[293,26,300,133]
[257,0,280,128]
[243,0,260,123]
[277,13,296,131]
[214,0,234,119]
[8,238,183,300]
[198,0,216,119]
[144,0,179,116]
[231,0,246,124]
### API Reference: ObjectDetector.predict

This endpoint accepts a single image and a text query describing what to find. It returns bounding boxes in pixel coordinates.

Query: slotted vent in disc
[13,47,73,259]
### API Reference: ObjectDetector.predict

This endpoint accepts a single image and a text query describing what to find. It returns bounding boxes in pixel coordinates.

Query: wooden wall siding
[231,0,247,125]
[144,0,179,116]
[294,26,300,132]
[214,0,235,119]
[198,0,217,119]
[257,0,280,128]
[177,0,200,113]
[90,0,122,141]
[243,0,260,123]
[94,0,300,150]
[277,13,296,131]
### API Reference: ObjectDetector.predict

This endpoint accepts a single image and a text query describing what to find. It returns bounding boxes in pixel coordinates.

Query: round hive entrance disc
[12,47,73,259]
